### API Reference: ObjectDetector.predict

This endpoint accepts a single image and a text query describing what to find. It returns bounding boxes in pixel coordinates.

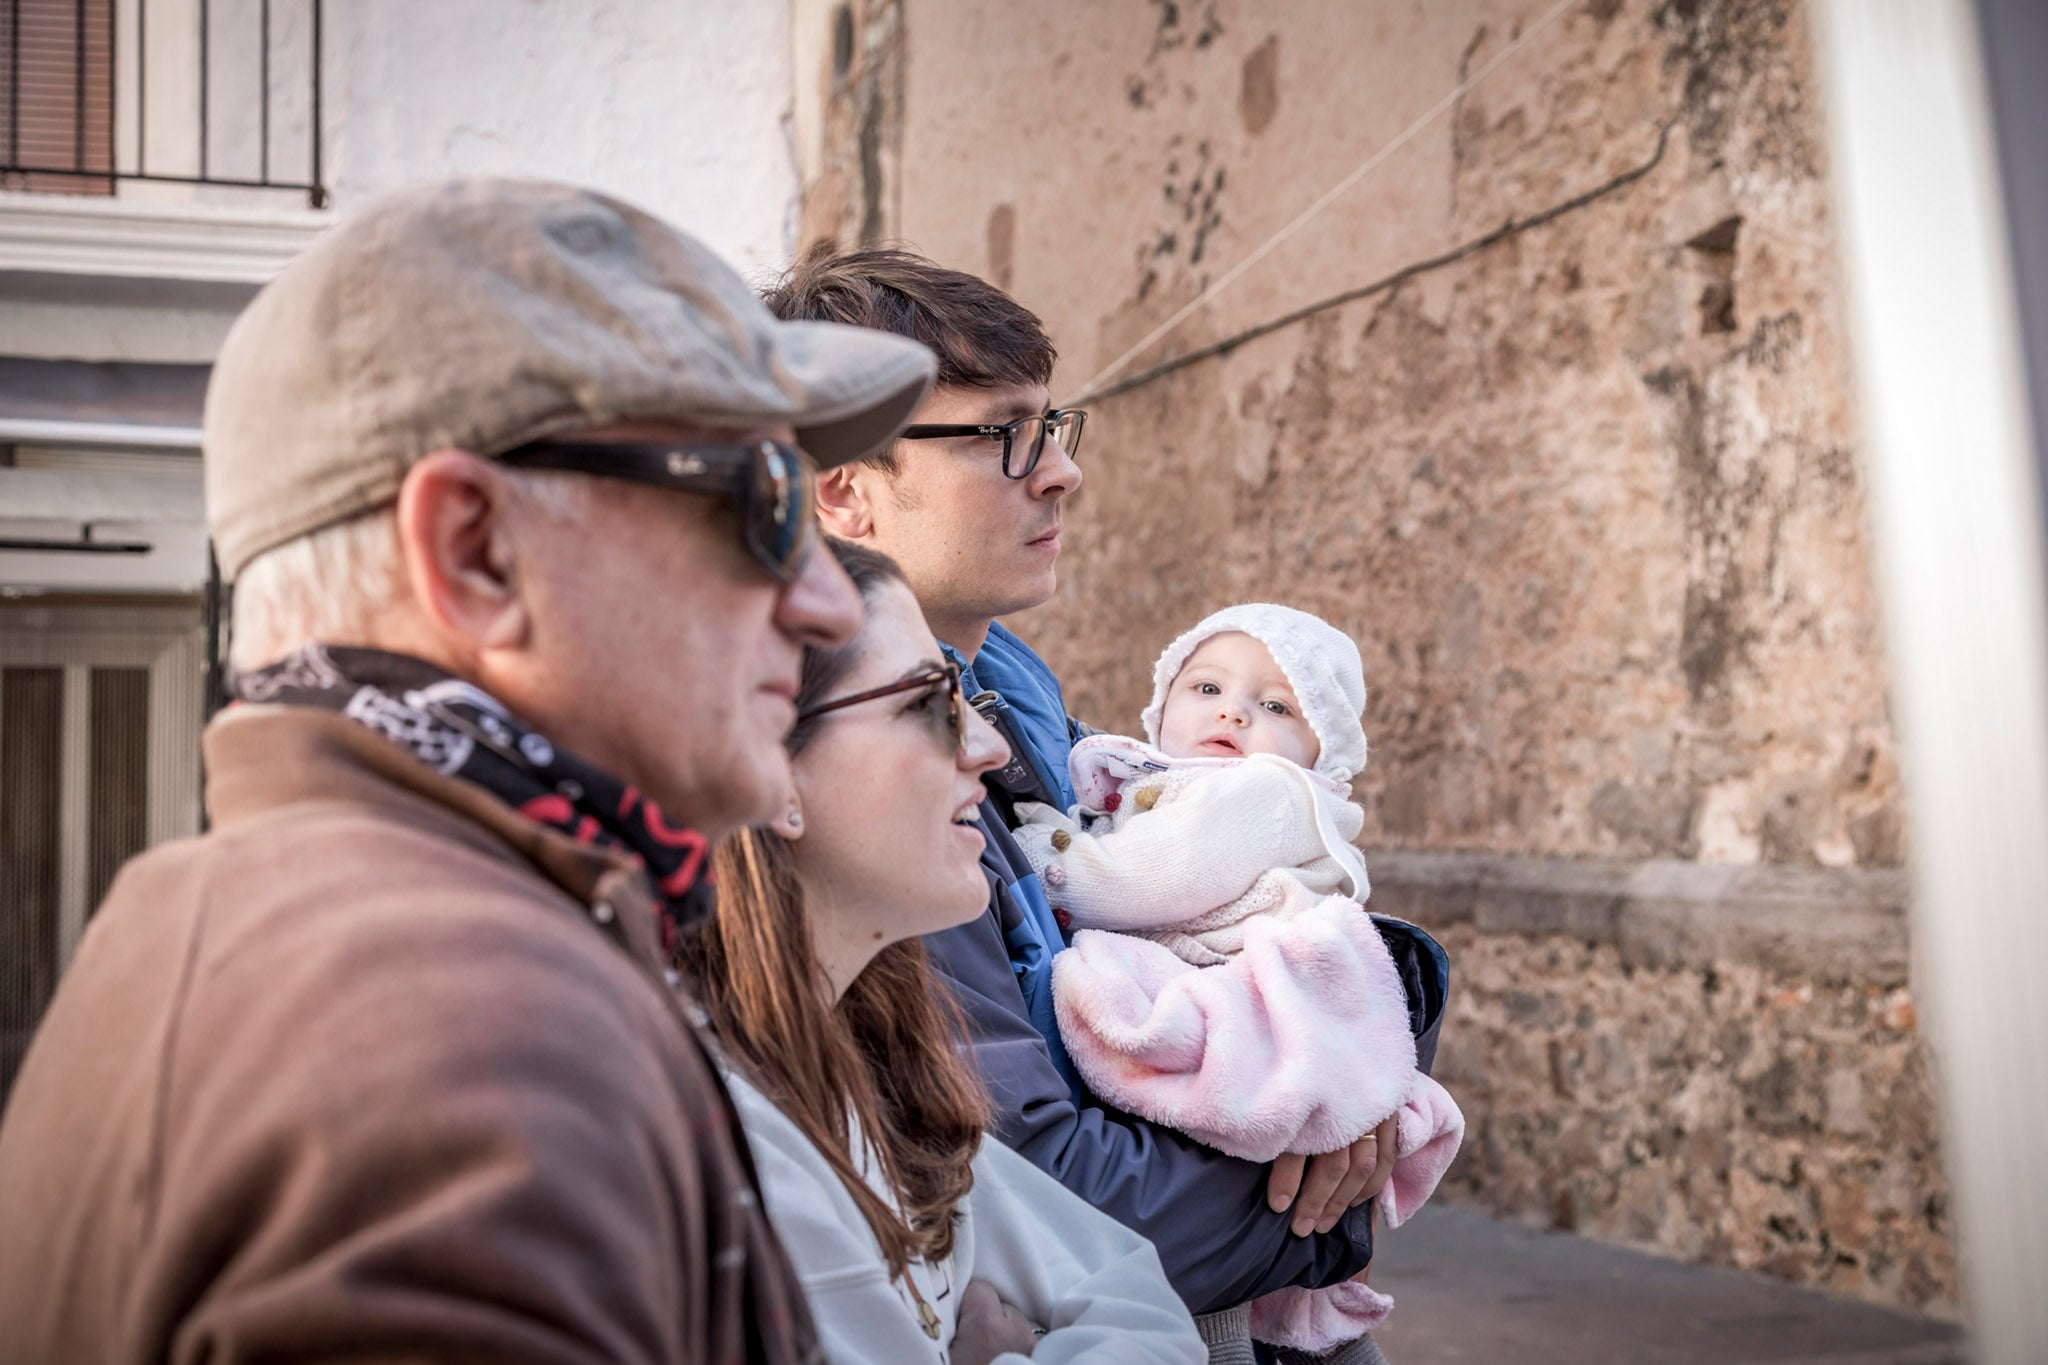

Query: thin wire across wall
[1067,119,1676,409]
[1068,0,1581,406]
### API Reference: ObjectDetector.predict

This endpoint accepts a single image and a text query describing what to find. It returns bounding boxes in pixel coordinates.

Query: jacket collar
[204,704,670,969]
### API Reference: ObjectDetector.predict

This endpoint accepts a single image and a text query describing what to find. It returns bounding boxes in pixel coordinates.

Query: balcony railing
[1,0,326,208]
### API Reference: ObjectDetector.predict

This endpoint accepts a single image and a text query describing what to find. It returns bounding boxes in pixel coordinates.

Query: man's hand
[951,1278,1042,1365]
[1267,1115,1399,1236]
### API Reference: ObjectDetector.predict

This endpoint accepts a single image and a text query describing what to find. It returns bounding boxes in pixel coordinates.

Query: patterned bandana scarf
[235,645,714,952]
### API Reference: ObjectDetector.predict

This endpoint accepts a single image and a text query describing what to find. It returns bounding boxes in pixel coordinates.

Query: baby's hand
[1011,803,1083,884]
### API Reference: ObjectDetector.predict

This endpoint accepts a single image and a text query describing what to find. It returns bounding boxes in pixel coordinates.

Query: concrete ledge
[1366,849,1912,985]
[0,192,331,286]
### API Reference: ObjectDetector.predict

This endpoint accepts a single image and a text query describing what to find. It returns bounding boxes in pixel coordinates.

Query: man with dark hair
[766,245,1448,1358]
[764,246,1069,651]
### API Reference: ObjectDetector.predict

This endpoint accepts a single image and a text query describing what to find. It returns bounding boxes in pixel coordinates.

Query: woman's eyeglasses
[497,437,817,582]
[898,409,1086,480]
[796,660,967,753]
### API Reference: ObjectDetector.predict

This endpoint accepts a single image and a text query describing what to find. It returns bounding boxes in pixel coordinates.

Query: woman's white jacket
[724,1070,1204,1364]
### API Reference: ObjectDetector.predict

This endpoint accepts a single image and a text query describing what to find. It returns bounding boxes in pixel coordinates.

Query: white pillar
[1814,2,2048,1358]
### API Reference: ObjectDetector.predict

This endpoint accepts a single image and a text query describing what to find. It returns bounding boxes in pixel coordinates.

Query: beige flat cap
[204,176,936,580]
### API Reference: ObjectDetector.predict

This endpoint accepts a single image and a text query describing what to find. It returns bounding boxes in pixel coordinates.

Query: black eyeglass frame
[796,660,967,752]
[898,409,1087,480]
[496,438,818,583]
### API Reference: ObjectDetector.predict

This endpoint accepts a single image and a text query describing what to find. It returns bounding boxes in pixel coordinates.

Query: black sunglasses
[496,438,817,582]
[898,409,1087,480]
[796,660,967,753]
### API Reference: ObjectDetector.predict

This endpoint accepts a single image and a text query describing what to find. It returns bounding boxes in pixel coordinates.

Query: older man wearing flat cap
[0,177,935,1364]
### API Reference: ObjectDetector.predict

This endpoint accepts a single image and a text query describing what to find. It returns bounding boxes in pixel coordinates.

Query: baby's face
[1156,631,1321,769]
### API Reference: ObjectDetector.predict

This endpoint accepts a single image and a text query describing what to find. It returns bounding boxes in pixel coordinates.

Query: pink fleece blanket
[1244,1072,1466,1347]
[1050,897,1465,1351]
[1052,894,1419,1161]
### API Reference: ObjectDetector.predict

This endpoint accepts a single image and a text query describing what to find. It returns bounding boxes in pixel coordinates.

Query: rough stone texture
[798,0,1951,1315]
[1367,849,1958,1313]
[1431,921,1957,1316]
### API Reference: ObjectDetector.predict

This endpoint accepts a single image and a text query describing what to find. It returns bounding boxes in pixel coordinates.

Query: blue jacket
[928,625,1449,1316]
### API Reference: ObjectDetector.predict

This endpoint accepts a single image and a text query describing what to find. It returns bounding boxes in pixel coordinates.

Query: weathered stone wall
[794,0,1954,1314]
[1372,852,1955,1313]
[1437,925,1952,1310]
[1056,0,1895,871]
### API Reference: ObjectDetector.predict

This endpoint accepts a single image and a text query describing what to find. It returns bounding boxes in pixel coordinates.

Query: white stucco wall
[1,0,800,594]
[324,0,801,276]
[4,1,799,362]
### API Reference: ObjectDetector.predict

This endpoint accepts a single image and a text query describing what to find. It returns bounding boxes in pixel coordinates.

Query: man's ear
[816,463,876,540]
[394,450,532,655]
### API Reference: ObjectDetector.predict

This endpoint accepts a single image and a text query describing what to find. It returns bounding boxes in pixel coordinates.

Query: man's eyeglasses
[796,660,967,754]
[898,409,1087,480]
[496,438,817,583]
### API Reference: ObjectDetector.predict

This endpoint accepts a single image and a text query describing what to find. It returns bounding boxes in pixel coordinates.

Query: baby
[1014,603,1463,1354]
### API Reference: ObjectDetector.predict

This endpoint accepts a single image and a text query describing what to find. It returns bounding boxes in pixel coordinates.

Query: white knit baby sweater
[1013,736,1369,966]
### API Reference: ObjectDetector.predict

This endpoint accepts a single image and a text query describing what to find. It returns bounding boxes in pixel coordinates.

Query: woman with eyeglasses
[674,539,1202,1365]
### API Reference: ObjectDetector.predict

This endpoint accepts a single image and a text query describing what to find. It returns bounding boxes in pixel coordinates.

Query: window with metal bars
[0,0,114,195]
[0,0,325,206]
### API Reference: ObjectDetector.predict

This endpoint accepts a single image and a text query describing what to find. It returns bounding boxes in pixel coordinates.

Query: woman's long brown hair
[676,540,989,1275]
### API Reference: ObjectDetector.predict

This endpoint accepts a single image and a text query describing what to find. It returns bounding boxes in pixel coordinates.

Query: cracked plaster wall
[7,2,803,365]
[801,0,1956,1314]
[891,0,1899,874]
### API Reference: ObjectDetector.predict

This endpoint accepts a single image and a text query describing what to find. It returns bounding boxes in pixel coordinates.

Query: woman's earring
[778,802,804,838]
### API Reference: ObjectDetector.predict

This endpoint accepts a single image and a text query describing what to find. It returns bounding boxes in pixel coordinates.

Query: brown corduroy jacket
[0,706,820,1365]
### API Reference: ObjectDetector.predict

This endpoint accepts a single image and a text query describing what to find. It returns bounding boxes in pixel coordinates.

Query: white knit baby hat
[1140,602,1370,782]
